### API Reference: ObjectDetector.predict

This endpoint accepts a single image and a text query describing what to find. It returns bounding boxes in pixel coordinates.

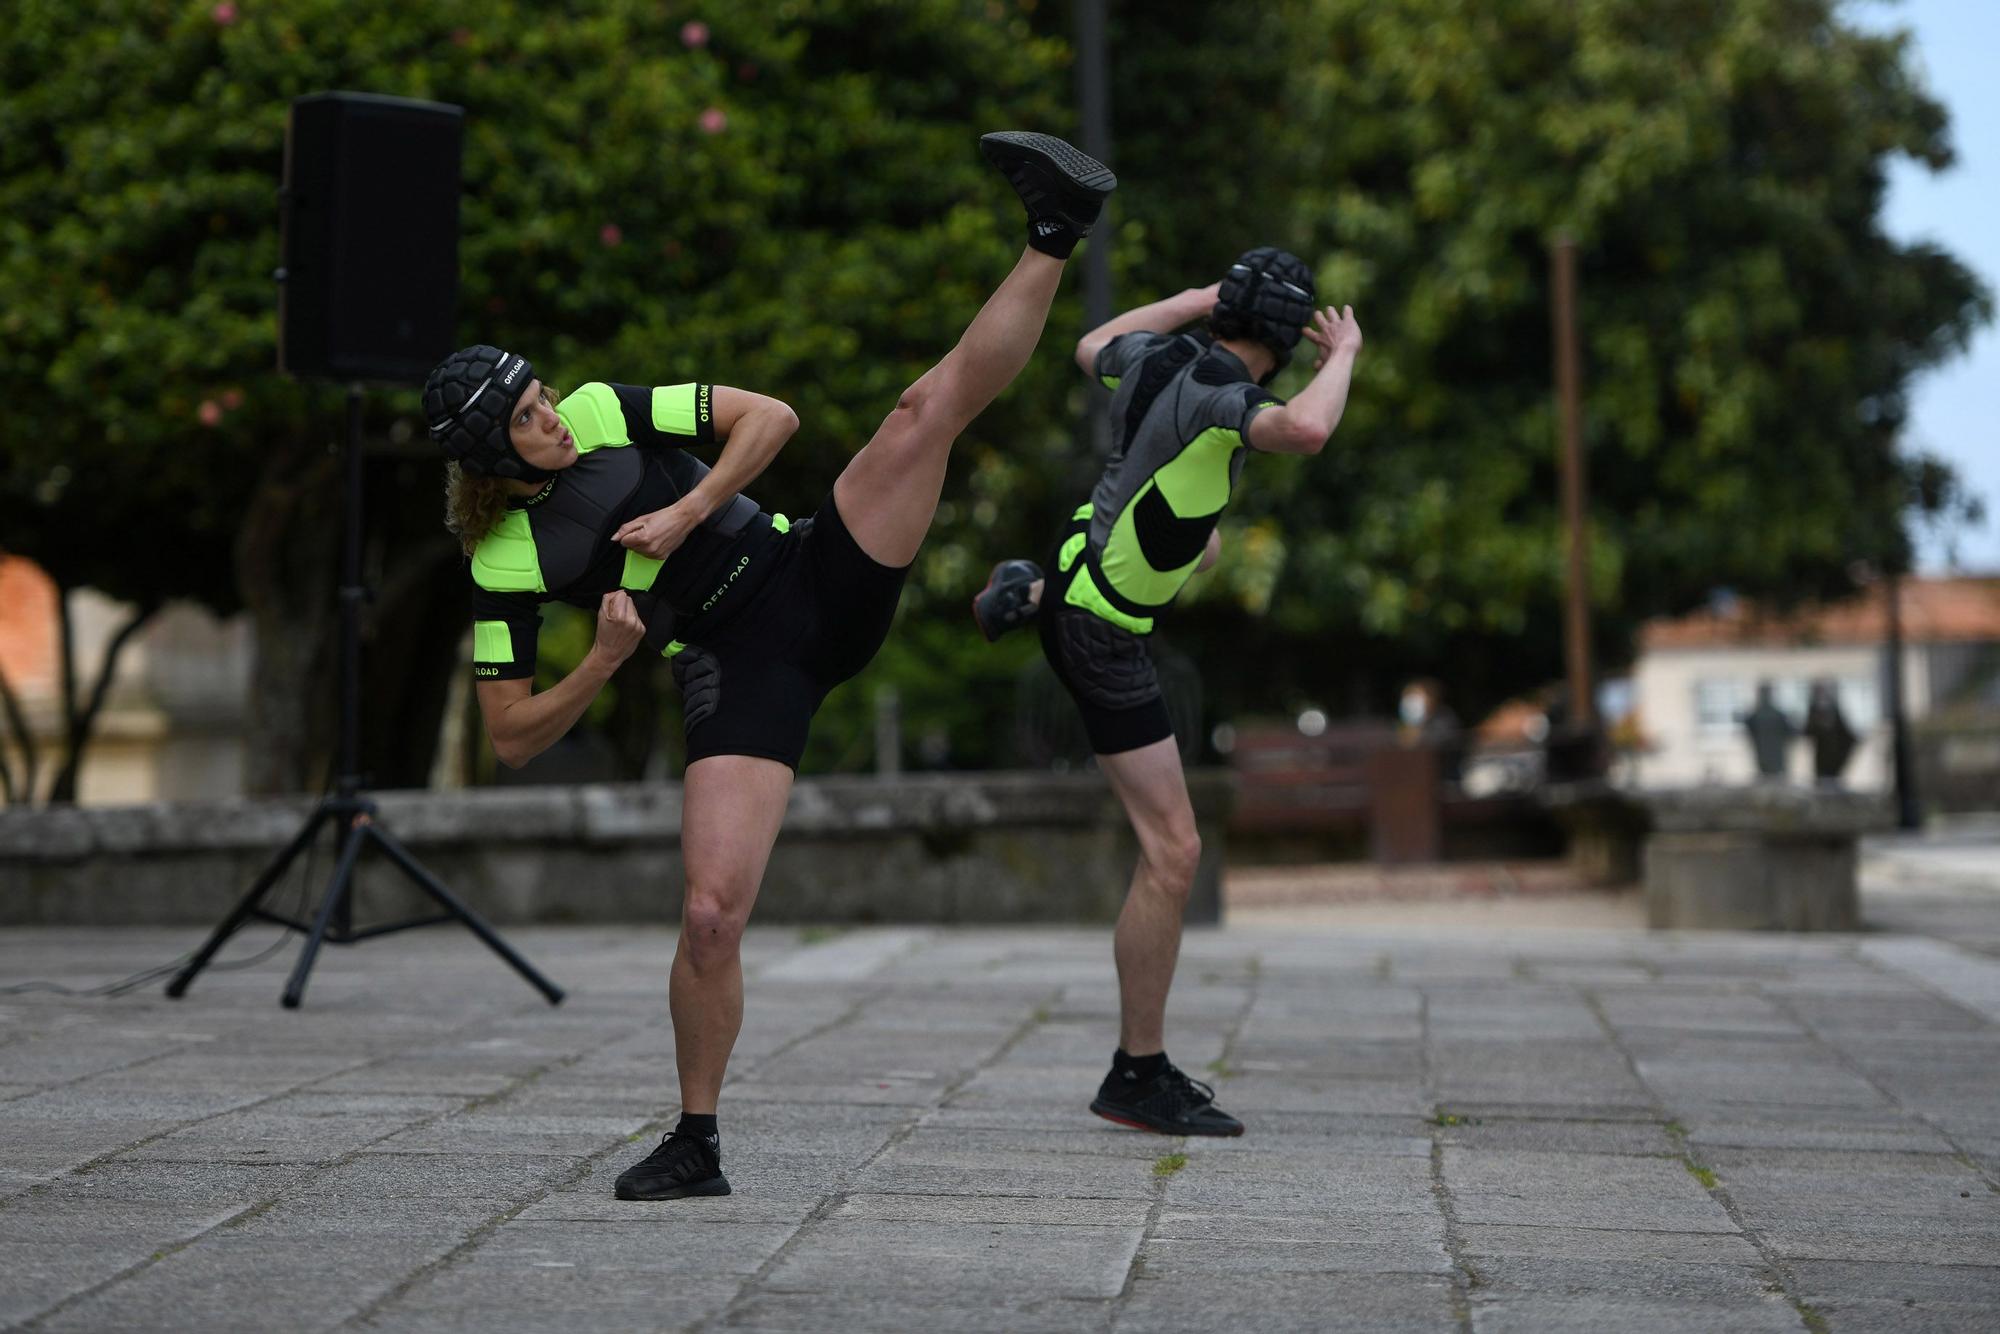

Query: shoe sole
[972,590,1002,643]
[972,562,1039,643]
[979,131,1118,196]
[614,1174,732,1201]
[1090,1098,1245,1138]
[972,573,1003,643]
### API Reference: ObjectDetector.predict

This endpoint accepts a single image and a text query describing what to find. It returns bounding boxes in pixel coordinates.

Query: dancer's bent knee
[680,892,749,971]
[1140,830,1201,897]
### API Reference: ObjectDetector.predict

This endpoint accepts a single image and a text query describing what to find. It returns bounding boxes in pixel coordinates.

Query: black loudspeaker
[278,92,463,384]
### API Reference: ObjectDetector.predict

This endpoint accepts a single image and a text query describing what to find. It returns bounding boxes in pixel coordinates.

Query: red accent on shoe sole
[1091,1107,1174,1134]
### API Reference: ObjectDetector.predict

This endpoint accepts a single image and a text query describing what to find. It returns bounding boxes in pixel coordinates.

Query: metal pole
[1551,235,1595,730]
[333,384,367,938]
[1884,569,1921,828]
[338,384,366,800]
[1075,0,1113,460]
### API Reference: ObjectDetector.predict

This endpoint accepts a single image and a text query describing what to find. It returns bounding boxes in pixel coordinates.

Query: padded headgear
[1211,247,1317,382]
[422,344,551,481]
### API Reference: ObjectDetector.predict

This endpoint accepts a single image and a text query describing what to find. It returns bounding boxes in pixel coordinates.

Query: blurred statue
[1803,679,1857,788]
[1740,681,1794,781]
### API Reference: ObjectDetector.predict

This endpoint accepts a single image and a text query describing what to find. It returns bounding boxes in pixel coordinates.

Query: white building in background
[1629,577,2000,791]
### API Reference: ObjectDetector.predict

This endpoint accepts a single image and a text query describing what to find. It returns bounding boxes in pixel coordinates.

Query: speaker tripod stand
[168,386,564,1010]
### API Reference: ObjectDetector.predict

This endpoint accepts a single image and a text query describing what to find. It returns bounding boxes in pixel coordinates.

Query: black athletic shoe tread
[979,131,1117,193]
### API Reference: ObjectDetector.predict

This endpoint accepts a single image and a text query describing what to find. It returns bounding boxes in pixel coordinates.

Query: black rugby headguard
[1211,247,1317,384]
[423,344,553,482]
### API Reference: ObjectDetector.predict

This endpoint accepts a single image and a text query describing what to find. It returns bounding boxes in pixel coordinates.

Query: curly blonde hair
[442,385,560,556]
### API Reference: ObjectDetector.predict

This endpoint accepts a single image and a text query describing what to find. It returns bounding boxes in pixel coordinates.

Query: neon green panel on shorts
[1062,563,1154,635]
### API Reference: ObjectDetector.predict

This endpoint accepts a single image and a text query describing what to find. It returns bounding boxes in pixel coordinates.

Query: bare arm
[1247,305,1363,456]
[613,386,800,558]
[474,592,645,769]
[1074,284,1222,378]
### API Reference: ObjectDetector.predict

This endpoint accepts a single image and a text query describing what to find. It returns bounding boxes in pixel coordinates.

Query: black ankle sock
[674,1112,718,1142]
[1027,217,1079,259]
[1114,1048,1168,1082]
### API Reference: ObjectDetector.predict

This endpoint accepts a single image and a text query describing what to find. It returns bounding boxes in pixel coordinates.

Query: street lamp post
[1884,569,1921,829]
[1551,234,1596,737]
[1075,0,1112,461]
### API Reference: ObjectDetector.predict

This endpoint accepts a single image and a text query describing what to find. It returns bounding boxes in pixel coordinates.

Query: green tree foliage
[1144,0,1990,719]
[1,0,1987,787]
[1,0,1072,789]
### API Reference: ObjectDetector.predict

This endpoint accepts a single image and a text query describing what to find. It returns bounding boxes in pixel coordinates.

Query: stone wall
[0,772,1235,927]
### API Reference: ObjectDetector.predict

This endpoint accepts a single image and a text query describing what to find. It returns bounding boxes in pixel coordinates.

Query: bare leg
[832,248,1066,569]
[1095,737,1203,1055]
[671,754,795,1112]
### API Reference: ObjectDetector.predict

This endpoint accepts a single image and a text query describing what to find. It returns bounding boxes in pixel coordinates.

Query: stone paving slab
[2,921,1999,1332]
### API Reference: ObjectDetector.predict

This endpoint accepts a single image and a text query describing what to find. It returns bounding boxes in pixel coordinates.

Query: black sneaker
[1090,1061,1244,1137]
[980,131,1117,246]
[614,1131,731,1201]
[973,559,1043,642]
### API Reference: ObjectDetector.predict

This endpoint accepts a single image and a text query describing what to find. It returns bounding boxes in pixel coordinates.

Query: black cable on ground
[0,830,321,998]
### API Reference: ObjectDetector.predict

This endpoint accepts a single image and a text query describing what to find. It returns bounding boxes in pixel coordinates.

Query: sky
[1856,0,2000,573]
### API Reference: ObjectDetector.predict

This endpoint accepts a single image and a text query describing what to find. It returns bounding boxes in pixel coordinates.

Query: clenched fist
[592,590,646,668]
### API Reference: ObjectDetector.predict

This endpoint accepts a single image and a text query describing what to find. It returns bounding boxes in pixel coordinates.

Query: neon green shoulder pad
[470,511,546,593]
[558,382,630,455]
[651,383,710,437]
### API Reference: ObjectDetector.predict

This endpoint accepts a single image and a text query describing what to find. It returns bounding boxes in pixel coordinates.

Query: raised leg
[671,754,796,1113]
[830,130,1114,570]
[1095,737,1203,1055]
[832,247,1066,569]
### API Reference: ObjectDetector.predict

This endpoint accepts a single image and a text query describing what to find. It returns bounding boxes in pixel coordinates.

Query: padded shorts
[674,491,908,769]
[1038,556,1174,756]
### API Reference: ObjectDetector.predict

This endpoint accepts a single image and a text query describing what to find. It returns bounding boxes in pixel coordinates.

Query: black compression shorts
[1038,553,1175,757]
[673,491,908,769]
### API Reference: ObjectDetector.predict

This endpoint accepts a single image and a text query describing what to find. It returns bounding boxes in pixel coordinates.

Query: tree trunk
[359,529,467,789]
[46,602,160,804]
[237,430,473,795]
[0,662,36,805]
[237,441,342,795]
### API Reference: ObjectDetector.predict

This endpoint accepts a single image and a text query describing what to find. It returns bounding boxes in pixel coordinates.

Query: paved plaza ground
[4,839,2000,1331]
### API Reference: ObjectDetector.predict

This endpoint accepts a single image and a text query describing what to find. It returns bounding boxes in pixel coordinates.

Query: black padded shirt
[466,381,783,681]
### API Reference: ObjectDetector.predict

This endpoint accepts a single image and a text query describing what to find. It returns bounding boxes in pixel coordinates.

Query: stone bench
[1637,787,1893,931]
[1546,782,1893,930]
[0,771,1235,927]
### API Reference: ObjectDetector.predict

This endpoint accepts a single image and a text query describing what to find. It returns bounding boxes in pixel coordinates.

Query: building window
[1694,679,1750,737]
[1828,677,1881,732]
